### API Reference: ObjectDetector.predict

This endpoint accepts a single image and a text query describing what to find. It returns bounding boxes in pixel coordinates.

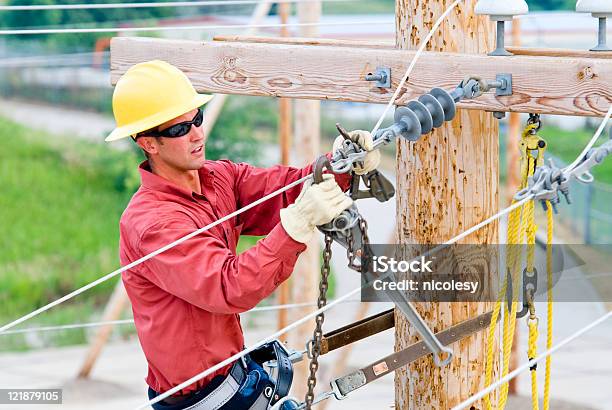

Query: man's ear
[136,136,158,156]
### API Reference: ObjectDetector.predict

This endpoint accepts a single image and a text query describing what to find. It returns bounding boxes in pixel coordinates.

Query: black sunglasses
[137,108,203,139]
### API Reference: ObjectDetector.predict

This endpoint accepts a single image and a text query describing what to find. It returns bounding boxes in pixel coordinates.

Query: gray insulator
[429,88,457,122]
[394,107,422,141]
[418,93,445,128]
[407,100,434,135]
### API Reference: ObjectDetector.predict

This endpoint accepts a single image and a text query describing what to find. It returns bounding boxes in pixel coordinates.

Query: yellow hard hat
[105,60,213,142]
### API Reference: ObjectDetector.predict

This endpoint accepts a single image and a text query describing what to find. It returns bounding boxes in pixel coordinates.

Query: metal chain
[304,216,371,409]
[359,217,370,246]
[346,227,355,266]
[304,233,333,409]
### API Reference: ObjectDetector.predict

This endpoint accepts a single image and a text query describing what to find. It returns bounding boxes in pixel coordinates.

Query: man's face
[137,108,206,171]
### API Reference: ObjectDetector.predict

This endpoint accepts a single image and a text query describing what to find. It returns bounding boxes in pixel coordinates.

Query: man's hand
[280,174,353,243]
[332,129,381,175]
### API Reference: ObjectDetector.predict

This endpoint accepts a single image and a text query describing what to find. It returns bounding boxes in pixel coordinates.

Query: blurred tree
[526,0,575,11]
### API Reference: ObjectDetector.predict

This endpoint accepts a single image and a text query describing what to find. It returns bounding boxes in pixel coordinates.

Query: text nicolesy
[372,255,433,273]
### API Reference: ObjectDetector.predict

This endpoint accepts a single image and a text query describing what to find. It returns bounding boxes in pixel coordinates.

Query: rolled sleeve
[137,218,306,314]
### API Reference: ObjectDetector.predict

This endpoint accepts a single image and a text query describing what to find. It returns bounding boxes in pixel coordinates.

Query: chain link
[304,234,333,409]
[359,217,370,246]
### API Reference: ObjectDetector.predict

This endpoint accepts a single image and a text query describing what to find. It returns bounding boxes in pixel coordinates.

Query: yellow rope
[484,204,523,410]
[484,121,548,410]
[527,203,553,410]
[528,316,539,410]
[543,202,554,410]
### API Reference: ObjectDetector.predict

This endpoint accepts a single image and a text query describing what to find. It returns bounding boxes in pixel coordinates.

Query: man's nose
[190,127,204,142]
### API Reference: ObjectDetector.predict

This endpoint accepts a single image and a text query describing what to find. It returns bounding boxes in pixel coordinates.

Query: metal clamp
[516,268,538,318]
[514,139,612,212]
[350,170,395,202]
[569,139,612,184]
[454,74,513,100]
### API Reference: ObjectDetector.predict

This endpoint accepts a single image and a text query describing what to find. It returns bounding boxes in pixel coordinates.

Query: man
[106,60,380,409]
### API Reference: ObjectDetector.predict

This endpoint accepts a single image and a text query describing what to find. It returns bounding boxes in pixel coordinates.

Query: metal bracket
[325,310,496,402]
[320,308,394,355]
[365,67,391,88]
[516,268,538,319]
[494,73,513,96]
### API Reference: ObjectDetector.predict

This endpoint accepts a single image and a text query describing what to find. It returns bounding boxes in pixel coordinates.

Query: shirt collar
[139,160,209,200]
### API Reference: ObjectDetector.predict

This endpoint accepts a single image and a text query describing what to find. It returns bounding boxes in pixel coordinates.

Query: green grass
[322,0,394,14]
[540,125,612,184]
[0,114,275,351]
[0,116,139,349]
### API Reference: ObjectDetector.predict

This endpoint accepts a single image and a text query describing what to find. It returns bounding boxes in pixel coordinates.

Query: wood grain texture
[111,36,612,117]
[394,1,499,409]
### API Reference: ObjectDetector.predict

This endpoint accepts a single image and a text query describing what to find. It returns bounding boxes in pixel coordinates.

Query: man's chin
[190,156,206,169]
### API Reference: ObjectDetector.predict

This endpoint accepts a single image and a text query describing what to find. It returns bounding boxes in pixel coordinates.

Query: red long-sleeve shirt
[119,157,349,396]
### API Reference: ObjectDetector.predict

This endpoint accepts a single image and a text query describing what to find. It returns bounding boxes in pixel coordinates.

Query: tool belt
[149,341,293,410]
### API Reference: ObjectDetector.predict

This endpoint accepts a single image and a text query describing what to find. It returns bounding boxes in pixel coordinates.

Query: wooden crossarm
[111,36,612,117]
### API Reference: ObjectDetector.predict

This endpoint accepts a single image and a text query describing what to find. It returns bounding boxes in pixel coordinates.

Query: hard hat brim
[105,93,214,142]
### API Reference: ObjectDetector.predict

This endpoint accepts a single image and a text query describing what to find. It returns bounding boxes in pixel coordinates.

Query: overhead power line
[0,300,366,336]
[0,20,392,35]
[0,52,109,67]
[452,310,612,410]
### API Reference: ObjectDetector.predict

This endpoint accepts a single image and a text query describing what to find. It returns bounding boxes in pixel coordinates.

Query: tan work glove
[332,130,381,175]
[280,174,353,243]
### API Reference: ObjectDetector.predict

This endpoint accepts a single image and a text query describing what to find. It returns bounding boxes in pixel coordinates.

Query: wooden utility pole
[507,19,522,205]
[77,281,128,378]
[290,0,321,399]
[277,0,293,332]
[395,1,499,408]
